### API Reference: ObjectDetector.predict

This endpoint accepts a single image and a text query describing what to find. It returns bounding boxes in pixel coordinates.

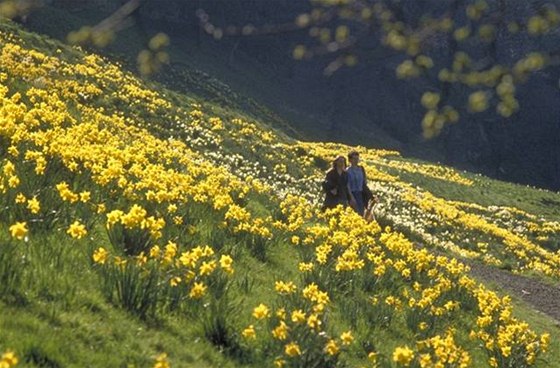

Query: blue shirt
[347,166,364,193]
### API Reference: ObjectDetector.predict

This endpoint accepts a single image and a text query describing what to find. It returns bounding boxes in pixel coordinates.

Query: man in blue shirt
[346,150,370,217]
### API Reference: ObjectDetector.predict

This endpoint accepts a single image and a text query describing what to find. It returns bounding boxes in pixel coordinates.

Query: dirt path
[465,260,560,323]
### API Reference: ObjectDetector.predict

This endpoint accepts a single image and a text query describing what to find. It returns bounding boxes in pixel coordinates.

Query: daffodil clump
[243,284,356,367]
[0,27,258,320]
[0,350,18,368]
[245,200,549,366]
[152,352,170,368]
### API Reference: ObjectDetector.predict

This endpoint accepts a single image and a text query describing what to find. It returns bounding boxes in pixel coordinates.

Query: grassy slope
[385,156,560,220]
[1,17,560,368]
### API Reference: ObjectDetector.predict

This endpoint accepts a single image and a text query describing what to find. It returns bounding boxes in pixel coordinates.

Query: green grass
[383,161,560,221]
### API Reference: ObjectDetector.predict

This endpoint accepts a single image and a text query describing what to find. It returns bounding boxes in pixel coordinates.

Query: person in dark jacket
[321,156,351,211]
[346,150,374,217]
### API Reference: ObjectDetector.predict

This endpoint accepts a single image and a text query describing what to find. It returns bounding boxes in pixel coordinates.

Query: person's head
[332,155,346,170]
[348,150,360,165]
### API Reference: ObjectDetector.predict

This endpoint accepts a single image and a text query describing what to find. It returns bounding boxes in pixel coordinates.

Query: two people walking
[321,150,375,219]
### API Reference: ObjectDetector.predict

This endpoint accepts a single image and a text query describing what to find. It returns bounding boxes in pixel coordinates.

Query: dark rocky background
[26,0,560,190]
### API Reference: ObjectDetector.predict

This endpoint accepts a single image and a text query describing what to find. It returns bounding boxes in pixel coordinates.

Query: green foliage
[100,261,161,320]
[0,239,23,302]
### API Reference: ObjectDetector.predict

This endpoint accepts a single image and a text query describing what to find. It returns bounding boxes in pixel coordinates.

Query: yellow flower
[9,222,28,240]
[199,260,216,276]
[189,282,207,299]
[202,246,214,257]
[169,276,181,287]
[162,242,177,263]
[153,352,170,368]
[93,247,108,264]
[27,196,40,214]
[275,280,297,294]
[291,309,305,324]
[106,210,124,227]
[114,256,127,267]
[67,221,87,239]
[325,339,339,355]
[307,313,321,330]
[56,182,78,202]
[136,252,148,266]
[8,176,19,188]
[184,270,196,282]
[276,308,286,320]
[149,245,161,258]
[79,191,91,202]
[121,204,147,228]
[15,193,26,204]
[2,161,15,176]
[298,262,314,272]
[1,350,18,367]
[419,353,432,367]
[242,325,256,339]
[284,342,301,357]
[272,321,289,340]
[219,254,234,274]
[252,303,270,319]
[340,331,354,345]
[393,346,414,366]
[541,333,550,347]
[7,146,18,156]
[97,203,106,214]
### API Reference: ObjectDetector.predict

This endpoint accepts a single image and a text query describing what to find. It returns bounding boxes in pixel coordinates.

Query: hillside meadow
[1,18,560,367]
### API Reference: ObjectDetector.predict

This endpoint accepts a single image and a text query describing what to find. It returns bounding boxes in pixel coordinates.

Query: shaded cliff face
[34,0,560,190]
[49,0,114,10]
